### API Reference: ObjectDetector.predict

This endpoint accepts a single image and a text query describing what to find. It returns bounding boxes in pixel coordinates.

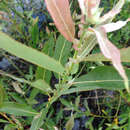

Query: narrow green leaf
[85,117,94,129]
[10,93,27,104]
[70,63,79,75]
[30,108,48,130]
[63,86,100,95]
[31,79,52,93]
[65,115,74,130]
[54,35,72,65]
[0,32,65,74]
[4,124,17,130]
[42,35,55,57]
[60,99,72,108]
[34,34,55,101]
[85,47,130,62]
[0,102,39,116]
[128,113,130,129]
[0,70,52,94]
[0,119,8,123]
[28,88,39,102]
[75,96,80,108]
[0,83,5,107]
[30,113,44,130]
[30,17,39,48]
[54,35,72,78]
[64,66,130,94]
[41,35,54,83]
[74,66,130,89]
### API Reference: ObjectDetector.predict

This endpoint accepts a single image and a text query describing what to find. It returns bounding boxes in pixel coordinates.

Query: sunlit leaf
[63,66,130,95]
[54,35,72,65]
[102,19,130,33]
[36,35,54,83]
[0,102,38,116]
[45,0,75,42]
[0,32,65,74]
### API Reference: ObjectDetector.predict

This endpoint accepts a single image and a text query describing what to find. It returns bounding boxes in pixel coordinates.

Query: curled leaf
[45,0,75,42]
[89,27,129,92]
[101,0,125,22]
[102,19,130,32]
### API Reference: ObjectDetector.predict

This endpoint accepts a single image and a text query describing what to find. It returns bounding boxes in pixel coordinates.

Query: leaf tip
[124,78,130,93]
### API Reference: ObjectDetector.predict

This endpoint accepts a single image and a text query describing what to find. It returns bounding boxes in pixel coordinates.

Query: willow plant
[45,0,130,92]
[0,0,130,129]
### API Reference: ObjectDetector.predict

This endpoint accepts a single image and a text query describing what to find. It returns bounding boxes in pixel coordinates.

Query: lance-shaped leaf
[84,47,130,62]
[102,19,130,33]
[101,0,125,22]
[45,0,75,42]
[89,27,129,92]
[0,32,65,74]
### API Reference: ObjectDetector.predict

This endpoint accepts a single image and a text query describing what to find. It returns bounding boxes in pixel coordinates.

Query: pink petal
[102,19,130,32]
[45,0,75,42]
[101,0,125,22]
[89,27,128,89]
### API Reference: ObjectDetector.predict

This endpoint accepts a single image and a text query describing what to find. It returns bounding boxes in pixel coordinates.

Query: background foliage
[0,0,130,130]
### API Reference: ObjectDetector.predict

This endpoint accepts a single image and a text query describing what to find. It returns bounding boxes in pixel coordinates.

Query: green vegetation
[0,0,130,130]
